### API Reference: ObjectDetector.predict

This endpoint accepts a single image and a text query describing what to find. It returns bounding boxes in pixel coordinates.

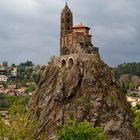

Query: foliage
[26,85,35,93]
[8,95,30,115]
[113,62,140,79]
[0,60,44,88]
[0,113,37,140]
[17,66,33,84]
[0,97,37,140]
[0,117,9,139]
[112,63,140,94]
[0,93,9,110]
[0,93,30,111]
[17,62,42,85]
[133,111,140,133]
[58,120,107,140]
[32,72,41,84]
[119,82,136,93]
[19,60,34,67]
[0,93,7,99]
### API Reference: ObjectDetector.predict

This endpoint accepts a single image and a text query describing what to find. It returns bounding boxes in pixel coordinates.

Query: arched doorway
[61,59,66,67]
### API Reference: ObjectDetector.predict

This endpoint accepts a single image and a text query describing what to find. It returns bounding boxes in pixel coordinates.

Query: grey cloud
[0,0,139,66]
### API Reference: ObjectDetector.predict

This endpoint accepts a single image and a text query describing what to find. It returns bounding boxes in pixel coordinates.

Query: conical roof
[62,3,72,13]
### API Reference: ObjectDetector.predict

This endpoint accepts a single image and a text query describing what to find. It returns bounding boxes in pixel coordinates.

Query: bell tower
[60,3,73,55]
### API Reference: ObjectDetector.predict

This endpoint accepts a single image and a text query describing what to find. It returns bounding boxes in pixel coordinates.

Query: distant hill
[113,62,140,79]
[112,62,140,94]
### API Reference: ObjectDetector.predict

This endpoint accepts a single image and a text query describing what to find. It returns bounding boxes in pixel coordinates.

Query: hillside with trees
[113,62,140,79]
[0,60,46,111]
[113,62,140,95]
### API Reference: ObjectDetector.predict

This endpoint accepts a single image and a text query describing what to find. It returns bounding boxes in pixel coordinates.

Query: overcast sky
[0,0,139,66]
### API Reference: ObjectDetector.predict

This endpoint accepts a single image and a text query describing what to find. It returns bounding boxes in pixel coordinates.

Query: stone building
[60,3,98,55]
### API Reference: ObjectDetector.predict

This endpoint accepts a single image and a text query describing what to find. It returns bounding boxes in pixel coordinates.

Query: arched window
[67,18,70,23]
[61,59,66,67]
[68,58,74,68]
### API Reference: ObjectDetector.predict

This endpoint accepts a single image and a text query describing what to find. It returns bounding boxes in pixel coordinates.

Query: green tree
[32,72,41,84]
[113,62,140,79]
[11,64,16,67]
[0,97,37,140]
[133,112,140,133]
[131,76,140,86]
[58,120,107,140]
[0,117,9,139]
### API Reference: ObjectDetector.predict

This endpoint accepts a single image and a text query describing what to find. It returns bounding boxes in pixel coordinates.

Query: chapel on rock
[60,3,99,56]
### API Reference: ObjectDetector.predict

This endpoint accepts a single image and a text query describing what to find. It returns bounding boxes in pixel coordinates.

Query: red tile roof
[73,23,90,29]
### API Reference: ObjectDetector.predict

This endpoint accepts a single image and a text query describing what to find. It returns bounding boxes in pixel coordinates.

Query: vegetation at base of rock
[0,97,37,140]
[0,114,36,140]
[133,111,140,133]
[0,93,30,111]
[58,120,107,140]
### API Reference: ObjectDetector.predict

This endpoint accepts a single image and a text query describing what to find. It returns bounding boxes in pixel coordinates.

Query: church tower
[60,3,73,55]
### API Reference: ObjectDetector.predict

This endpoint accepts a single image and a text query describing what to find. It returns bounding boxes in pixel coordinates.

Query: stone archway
[68,58,74,68]
[61,59,66,67]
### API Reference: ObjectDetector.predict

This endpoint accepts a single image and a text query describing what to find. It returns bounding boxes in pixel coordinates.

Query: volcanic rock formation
[30,53,139,140]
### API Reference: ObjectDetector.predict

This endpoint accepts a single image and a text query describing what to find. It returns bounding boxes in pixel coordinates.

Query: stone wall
[49,53,100,68]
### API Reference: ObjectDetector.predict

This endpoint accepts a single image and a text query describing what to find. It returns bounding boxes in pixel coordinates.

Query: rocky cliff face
[30,53,139,140]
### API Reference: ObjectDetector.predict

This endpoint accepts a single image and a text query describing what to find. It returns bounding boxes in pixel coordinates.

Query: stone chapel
[60,3,99,56]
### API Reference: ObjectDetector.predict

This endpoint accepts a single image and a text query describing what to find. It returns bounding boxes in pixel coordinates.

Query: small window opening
[67,18,70,23]
[61,59,66,67]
